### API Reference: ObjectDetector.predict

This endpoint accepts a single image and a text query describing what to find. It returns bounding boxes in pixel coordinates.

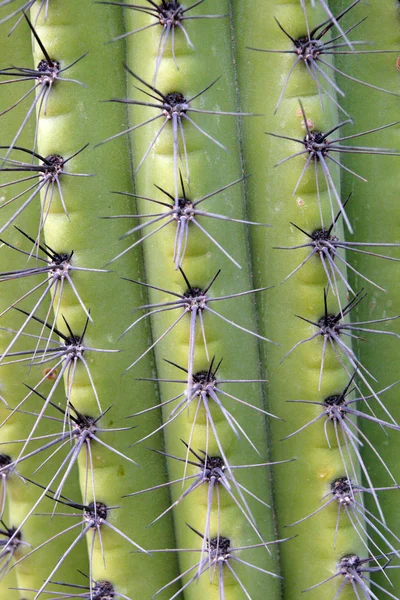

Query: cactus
[0,1,399,599]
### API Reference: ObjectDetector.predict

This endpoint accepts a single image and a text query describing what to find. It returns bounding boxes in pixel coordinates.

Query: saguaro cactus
[0,1,399,599]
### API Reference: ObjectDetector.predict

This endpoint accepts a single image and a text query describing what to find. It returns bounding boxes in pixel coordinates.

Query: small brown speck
[44,368,58,380]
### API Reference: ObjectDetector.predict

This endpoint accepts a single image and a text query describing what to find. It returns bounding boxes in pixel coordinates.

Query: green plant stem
[0,15,89,598]
[28,1,178,597]
[0,0,399,598]
[123,1,280,597]
[232,1,364,597]
[331,0,400,593]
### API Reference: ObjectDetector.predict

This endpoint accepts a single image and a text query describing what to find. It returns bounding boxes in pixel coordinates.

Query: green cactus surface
[0,1,399,599]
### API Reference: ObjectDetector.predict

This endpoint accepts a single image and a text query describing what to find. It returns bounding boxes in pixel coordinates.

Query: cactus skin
[233,2,365,598]
[0,2,399,600]
[0,15,90,598]
[330,0,400,594]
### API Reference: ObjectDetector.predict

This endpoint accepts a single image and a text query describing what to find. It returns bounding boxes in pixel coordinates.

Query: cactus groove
[0,1,399,599]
